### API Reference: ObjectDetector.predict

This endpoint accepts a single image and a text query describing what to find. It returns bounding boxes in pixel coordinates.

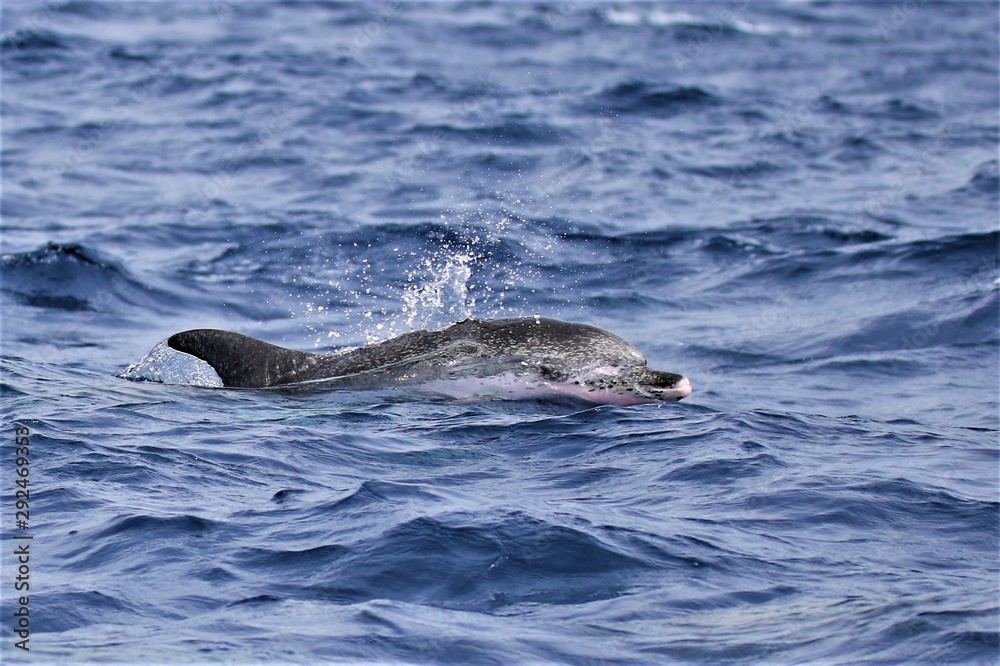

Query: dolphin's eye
[538,365,564,380]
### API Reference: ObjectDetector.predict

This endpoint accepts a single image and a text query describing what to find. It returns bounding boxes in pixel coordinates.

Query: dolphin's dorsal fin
[167,329,316,388]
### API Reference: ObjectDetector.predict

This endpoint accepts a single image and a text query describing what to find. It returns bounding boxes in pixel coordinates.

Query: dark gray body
[167,317,691,403]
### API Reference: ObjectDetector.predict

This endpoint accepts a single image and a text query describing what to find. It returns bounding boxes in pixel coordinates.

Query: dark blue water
[2,1,998,663]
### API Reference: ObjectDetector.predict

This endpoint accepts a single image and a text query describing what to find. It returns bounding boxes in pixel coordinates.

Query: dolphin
[164,317,692,406]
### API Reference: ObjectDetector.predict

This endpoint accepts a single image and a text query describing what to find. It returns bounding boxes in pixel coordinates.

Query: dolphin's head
[553,365,692,405]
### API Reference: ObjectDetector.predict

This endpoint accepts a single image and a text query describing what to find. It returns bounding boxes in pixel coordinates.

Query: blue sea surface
[2,1,998,663]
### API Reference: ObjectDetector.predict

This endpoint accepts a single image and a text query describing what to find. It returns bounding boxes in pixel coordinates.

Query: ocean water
[2,1,998,663]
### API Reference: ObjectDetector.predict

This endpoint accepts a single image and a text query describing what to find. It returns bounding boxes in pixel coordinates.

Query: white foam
[646,10,704,27]
[118,340,224,387]
[604,8,644,26]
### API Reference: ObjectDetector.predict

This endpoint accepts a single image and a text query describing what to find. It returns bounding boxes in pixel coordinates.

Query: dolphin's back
[462,317,647,366]
[167,329,317,388]
[166,317,651,389]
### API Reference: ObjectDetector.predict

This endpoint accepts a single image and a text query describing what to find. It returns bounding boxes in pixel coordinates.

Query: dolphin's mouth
[627,368,691,401]
[640,376,693,400]
[632,374,692,401]
[657,375,692,400]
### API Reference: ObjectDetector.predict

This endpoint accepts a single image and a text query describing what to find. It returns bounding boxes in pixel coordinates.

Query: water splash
[402,250,474,331]
[286,209,563,349]
[117,340,224,387]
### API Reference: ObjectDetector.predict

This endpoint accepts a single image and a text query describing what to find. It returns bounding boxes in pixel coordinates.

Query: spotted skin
[167,317,692,404]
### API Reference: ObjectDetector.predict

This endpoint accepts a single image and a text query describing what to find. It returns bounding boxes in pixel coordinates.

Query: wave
[886,230,998,272]
[581,80,719,118]
[600,7,801,37]
[407,120,570,147]
[0,242,173,312]
[33,590,140,634]
[1,30,71,53]
[957,159,999,195]
[224,512,654,612]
